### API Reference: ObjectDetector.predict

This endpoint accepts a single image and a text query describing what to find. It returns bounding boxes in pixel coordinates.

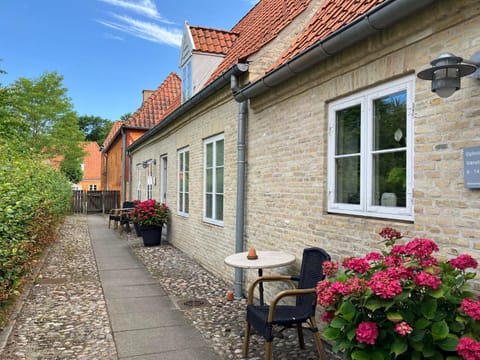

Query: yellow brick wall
[245,0,480,294]
[131,0,480,295]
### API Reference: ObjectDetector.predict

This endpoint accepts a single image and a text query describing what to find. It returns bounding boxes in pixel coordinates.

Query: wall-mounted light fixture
[417,52,479,98]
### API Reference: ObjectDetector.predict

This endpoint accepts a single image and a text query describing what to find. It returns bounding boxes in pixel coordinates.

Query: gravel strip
[0,215,117,360]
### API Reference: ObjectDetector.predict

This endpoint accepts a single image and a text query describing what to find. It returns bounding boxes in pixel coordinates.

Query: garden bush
[0,141,71,306]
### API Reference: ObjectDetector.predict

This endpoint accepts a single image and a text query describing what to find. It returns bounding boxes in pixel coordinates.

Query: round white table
[224,250,295,304]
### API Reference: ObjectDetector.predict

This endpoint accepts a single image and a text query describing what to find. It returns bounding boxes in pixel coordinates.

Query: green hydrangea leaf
[391,337,408,357]
[431,320,449,341]
[323,327,341,340]
[351,350,371,360]
[437,334,459,351]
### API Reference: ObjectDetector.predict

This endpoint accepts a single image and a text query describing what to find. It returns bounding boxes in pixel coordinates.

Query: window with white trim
[327,76,414,221]
[204,134,224,224]
[178,147,189,216]
[136,165,142,201]
[146,161,153,200]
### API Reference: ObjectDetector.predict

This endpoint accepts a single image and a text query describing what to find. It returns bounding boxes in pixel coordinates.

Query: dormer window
[179,21,237,104]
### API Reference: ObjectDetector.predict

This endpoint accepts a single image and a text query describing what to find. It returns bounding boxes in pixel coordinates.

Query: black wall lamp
[417,52,480,98]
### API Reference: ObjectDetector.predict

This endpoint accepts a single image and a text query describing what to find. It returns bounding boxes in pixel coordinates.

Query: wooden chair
[108,201,136,230]
[243,247,330,360]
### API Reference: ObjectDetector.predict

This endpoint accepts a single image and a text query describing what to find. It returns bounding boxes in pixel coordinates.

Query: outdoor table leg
[258,268,264,305]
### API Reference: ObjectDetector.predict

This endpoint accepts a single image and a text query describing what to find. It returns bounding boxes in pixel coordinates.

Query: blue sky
[0,0,257,121]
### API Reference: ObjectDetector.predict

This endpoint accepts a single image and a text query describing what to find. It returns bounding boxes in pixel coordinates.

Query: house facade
[78,141,101,191]
[128,0,480,295]
[101,73,181,202]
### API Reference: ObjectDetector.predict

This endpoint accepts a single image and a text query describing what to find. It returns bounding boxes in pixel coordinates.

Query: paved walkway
[88,215,220,360]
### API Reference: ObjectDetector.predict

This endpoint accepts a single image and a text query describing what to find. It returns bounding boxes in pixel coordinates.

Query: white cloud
[97,0,164,21]
[98,15,182,47]
[97,0,181,47]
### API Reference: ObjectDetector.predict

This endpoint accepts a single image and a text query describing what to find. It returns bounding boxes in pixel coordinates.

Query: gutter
[121,127,127,203]
[128,63,249,153]
[233,0,434,102]
[231,75,248,298]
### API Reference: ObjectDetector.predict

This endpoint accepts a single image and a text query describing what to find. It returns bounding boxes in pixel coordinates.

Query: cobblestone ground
[1,215,339,360]
[1,216,117,360]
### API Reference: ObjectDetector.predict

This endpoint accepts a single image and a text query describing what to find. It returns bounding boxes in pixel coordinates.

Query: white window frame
[177,147,189,216]
[136,165,142,201]
[146,161,154,200]
[203,134,224,226]
[327,76,414,221]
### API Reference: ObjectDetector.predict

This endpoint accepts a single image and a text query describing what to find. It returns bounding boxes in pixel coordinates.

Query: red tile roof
[126,72,181,128]
[190,26,238,55]
[272,0,386,69]
[207,0,312,83]
[102,120,125,149]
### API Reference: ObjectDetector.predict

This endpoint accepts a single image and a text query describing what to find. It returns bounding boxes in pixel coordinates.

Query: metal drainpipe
[121,127,127,203]
[231,74,248,298]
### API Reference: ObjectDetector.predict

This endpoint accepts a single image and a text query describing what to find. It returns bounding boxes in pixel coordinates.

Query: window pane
[206,169,213,192]
[185,172,189,192]
[372,151,406,207]
[373,91,406,150]
[216,140,224,166]
[216,167,224,193]
[179,173,184,192]
[336,105,361,155]
[206,143,213,167]
[179,193,184,212]
[335,156,360,204]
[185,151,189,171]
[206,194,213,218]
[215,194,223,221]
[179,153,184,170]
[185,193,189,213]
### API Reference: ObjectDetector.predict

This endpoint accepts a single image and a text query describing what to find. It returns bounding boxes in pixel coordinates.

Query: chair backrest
[296,247,331,311]
[122,201,136,209]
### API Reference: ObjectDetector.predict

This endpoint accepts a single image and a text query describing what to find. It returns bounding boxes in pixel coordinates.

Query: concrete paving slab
[114,325,211,358]
[122,348,220,360]
[106,295,173,314]
[99,268,158,286]
[109,309,186,332]
[102,283,166,299]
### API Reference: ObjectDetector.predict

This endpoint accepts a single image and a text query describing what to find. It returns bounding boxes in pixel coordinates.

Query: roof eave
[233,0,435,102]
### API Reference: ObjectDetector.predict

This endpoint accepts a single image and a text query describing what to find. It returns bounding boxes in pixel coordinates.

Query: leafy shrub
[0,141,71,305]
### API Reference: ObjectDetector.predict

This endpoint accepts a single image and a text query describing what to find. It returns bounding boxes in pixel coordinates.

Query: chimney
[142,90,155,103]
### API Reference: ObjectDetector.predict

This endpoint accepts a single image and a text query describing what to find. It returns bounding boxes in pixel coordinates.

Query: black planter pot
[133,222,142,237]
[139,225,162,247]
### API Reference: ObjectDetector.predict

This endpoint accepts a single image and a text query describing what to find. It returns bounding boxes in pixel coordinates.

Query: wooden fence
[71,190,120,214]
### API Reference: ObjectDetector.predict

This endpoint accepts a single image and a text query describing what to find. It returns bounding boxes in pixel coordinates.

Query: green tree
[7,71,84,182]
[120,112,131,120]
[78,115,113,144]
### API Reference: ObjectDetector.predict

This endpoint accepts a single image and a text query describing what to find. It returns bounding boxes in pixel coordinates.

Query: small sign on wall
[464,146,480,188]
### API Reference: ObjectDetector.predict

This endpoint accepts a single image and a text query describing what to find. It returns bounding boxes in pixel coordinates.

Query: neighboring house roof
[126,72,181,129]
[189,25,239,55]
[81,142,101,180]
[207,0,312,83]
[272,0,386,69]
[102,120,125,151]
[102,73,181,151]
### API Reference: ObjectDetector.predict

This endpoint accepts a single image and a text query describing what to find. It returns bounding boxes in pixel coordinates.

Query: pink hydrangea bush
[316,227,479,359]
[130,199,170,227]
